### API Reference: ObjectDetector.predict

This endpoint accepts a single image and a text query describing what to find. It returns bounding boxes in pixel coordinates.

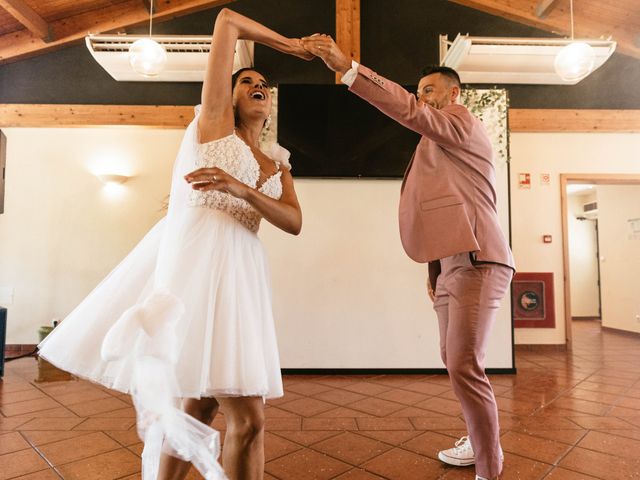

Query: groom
[302,35,515,480]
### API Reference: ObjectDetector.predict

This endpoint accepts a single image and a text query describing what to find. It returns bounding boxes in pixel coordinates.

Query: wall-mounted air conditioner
[85,35,254,82]
[583,201,598,218]
[439,34,616,85]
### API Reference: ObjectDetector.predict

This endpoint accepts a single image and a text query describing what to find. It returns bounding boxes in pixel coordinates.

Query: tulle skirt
[39,207,284,399]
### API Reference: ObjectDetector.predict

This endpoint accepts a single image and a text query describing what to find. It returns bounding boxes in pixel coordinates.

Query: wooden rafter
[335,0,360,84]
[448,0,640,59]
[0,0,52,41]
[0,0,234,65]
[1,104,639,132]
[535,0,559,18]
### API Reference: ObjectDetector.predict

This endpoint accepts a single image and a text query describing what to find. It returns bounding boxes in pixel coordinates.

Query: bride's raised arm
[198,8,311,143]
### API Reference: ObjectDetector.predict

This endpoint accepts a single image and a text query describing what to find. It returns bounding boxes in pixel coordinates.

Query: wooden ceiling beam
[335,0,360,84]
[0,0,234,65]
[0,0,52,42]
[535,0,559,19]
[448,0,639,59]
[2,104,639,133]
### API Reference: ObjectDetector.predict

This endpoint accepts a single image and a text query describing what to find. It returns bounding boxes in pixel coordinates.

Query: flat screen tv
[277,84,420,178]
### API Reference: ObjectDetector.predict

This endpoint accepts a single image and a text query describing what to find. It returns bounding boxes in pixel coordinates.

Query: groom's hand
[301,34,351,74]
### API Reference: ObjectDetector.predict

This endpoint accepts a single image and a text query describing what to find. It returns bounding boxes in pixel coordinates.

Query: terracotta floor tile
[20,430,90,446]
[18,417,85,431]
[0,431,31,455]
[564,387,622,405]
[311,431,393,465]
[0,381,36,394]
[277,397,337,417]
[271,430,342,446]
[342,382,393,396]
[0,448,50,480]
[104,429,142,447]
[401,381,451,396]
[284,381,334,396]
[500,430,571,464]
[264,406,301,418]
[559,446,640,479]
[314,406,373,418]
[127,442,143,456]
[10,469,62,479]
[377,388,430,406]
[0,397,62,417]
[567,416,636,430]
[312,376,361,388]
[410,416,467,430]
[356,417,414,431]
[347,397,406,417]
[402,430,461,459]
[265,448,351,480]
[302,417,358,431]
[314,388,368,406]
[264,431,302,462]
[577,430,640,460]
[66,397,130,417]
[514,428,587,446]
[549,397,610,416]
[389,406,443,418]
[369,375,424,388]
[0,388,47,405]
[361,447,445,479]
[38,431,121,466]
[575,381,627,395]
[57,448,141,480]
[496,396,542,416]
[356,429,424,447]
[413,397,463,416]
[597,428,640,442]
[543,466,600,479]
[332,468,387,479]
[76,417,138,431]
[266,391,305,406]
[91,406,136,418]
[498,451,551,480]
[48,387,113,406]
[264,417,302,431]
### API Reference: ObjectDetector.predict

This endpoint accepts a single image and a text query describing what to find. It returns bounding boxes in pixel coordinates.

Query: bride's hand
[289,38,315,61]
[185,167,249,199]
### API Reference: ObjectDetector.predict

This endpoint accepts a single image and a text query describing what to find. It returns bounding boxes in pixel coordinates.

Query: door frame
[560,174,640,348]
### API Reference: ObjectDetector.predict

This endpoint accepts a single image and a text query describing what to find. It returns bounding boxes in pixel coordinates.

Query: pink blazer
[349,65,514,269]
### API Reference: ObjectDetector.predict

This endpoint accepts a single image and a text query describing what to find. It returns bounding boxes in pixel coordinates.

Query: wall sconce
[96,174,129,186]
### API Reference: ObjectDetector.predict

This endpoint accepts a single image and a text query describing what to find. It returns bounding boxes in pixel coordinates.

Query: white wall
[509,133,640,344]
[568,192,600,317]
[596,185,640,333]
[0,126,514,368]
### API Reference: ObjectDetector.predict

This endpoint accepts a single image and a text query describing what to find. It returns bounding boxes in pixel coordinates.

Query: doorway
[561,174,640,348]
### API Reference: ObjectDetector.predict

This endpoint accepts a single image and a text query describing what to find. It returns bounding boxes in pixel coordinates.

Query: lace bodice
[188,133,289,232]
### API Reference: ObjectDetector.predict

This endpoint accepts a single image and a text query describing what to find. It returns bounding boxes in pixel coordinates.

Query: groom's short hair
[419,66,461,88]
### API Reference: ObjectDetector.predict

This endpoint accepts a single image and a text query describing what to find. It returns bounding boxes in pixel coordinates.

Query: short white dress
[39,109,289,401]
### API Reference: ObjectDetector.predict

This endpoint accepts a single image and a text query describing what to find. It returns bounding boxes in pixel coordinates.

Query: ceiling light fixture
[554,0,596,82]
[128,0,167,77]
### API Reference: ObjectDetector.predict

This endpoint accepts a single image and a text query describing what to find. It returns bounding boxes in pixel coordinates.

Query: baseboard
[601,326,640,338]
[515,344,567,352]
[5,344,37,356]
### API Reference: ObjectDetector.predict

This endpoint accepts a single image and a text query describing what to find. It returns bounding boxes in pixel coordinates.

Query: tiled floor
[1,321,639,480]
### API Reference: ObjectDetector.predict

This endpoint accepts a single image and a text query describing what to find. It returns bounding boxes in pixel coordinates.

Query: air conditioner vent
[85,34,254,82]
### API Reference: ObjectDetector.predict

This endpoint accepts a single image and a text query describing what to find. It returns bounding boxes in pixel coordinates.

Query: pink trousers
[433,252,513,479]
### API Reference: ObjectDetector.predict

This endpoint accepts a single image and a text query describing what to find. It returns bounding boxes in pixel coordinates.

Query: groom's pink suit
[349,65,515,479]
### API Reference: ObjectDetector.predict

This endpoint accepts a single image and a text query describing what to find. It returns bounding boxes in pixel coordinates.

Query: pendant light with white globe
[129,0,167,77]
[554,0,595,82]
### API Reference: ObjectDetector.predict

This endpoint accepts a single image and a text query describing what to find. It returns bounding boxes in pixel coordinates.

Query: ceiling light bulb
[554,41,596,82]
[129,38,167,77]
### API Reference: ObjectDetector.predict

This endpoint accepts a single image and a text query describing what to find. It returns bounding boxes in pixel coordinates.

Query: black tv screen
[277,84,420,178]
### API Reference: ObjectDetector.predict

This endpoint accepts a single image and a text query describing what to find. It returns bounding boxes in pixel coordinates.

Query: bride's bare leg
[157,397,220,480]
[218,397,265,480]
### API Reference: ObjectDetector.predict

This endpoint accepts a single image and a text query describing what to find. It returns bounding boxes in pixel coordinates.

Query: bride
[39,9,311,480]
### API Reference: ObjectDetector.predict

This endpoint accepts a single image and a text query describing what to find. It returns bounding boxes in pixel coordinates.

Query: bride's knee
[227,411,265,446]
[183,397,219,424]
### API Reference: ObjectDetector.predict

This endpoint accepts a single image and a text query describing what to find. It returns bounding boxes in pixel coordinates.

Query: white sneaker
[438,435,475,466]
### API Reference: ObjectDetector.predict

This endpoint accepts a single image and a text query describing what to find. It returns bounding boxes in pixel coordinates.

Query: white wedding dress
[38,106,290,479]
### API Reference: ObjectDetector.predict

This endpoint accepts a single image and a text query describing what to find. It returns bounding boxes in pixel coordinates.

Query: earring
[264,114,272,130]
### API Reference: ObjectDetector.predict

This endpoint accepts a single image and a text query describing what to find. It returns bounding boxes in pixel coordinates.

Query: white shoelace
[452,435,473,454]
